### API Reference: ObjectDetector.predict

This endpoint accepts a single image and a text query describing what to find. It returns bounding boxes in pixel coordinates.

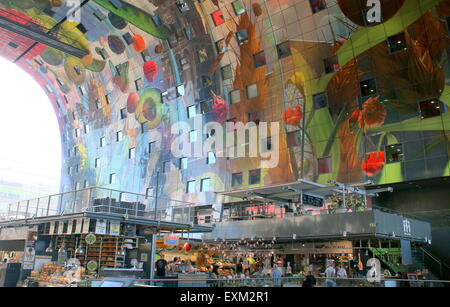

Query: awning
[219,179,342,203]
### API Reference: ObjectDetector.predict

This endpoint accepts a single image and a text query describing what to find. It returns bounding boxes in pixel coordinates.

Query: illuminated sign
[338,0,405,26]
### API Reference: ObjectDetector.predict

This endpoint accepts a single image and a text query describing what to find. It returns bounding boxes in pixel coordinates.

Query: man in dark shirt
[155,255,168,278]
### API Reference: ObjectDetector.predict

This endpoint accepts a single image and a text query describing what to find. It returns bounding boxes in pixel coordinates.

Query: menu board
[95,219,107,235]
[109,221,120,236]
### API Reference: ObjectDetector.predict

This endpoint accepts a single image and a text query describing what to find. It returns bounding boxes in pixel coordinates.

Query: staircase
[410,247,449,286]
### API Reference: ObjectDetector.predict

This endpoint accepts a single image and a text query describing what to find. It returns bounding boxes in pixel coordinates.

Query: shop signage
[23,246,35,270]
[337,0,405,26]
[156,238,166,248]
[49,222,55,235]
[95,219,107,235]
[74,218,83,234]
[403,219,411,236]
[86,260,98,272]
[82,218,90,234]
[110,221,121,236]
[85,233,97,245]
[164,234,180,246]
[67,220,74,235]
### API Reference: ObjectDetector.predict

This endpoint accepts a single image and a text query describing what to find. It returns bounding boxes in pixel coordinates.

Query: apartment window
[120,108,127,119]
[76,23,87,33]
[236,29,249,45]
[387,33,407,53]
[176,0,190,12]
[189,130,197,143]
[122,32,134,45]
[215,39,226,54]
[186,180,196,194]
[232,0,245,15]
[163,161,171,172]
[360,78,378,98]
[83,180,88,189]
[105,93,112,104]
[198,49,208,63]
[84,123,90,134]
[8,42,18,48]
[135,78,143,91]
[230,89,241,104]
[179,157,188,170]
[277,41,291,59]
[231,172,243,188]
[253,51,266,68]
[146,187,154,198]
[72,111,77,120]
[176,84,185,97]
[75,182,80,191]
[141,122,147,134]
[385,144,404,163]
[286,130,302,148]
[149,141,156,153]
[200,178,211,192]
[324,56,339,74]
[207,152,216,164]
[201,100,212,114]
[318,157,332,174]
[201,76,212,88]
[309,0,326,13]
[313,92,328,110]
[246,83,258,99]
[129,147,136,159]
[75,128,80,138]
[74,146,79,156]
[95,158,100,168]
[109,173,116,184]
[221,65,233,80]
[249,169,261,185]
[97,48,109,60]
[116,131,123,142]
[95,99,101,109]
[419,99,441,119]
[100,137,106,147]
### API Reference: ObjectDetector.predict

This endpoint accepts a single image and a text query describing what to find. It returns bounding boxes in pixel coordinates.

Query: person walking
[325,263,337,287]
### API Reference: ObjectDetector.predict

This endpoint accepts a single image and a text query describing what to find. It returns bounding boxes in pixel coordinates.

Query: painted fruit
[108,12,127,29]
[40,47,64,66]
[135,88,163,127]
[64,56,86,85]
[132,34,146,52]
[183,243,192,252]
[143,61,158,82]
[337,0,405,26]
[108,35,126,54]
[127,92,139,113]
[81,53,94,67]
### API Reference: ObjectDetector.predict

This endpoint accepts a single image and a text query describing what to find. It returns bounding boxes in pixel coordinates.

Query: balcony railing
[0,187,198,226]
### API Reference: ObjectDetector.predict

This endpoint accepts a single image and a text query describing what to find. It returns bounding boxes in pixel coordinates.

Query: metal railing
[0,187,198,226]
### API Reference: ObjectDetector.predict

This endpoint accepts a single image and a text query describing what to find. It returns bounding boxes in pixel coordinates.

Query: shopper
[337,265,347,278]
[272,264,282,287]
[302,271,317,287]
[286,262,293,277]
[155,255,168,278]
[325,264,337,287]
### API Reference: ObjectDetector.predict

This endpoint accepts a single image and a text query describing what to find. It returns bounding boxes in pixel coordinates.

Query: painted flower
[143,61,158,82]
[349,109,361,124]
[212,94,228,123]
[362,151,385,176]
[358,96,386,130]
[283,106,302,126]
[252,3,263,17]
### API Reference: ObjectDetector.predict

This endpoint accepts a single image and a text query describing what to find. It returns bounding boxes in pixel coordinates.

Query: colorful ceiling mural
[0,0,449,209]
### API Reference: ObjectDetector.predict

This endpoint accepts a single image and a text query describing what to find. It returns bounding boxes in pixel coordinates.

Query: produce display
[27,262,92,287]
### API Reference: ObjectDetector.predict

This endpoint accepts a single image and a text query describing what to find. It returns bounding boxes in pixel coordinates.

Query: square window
[230,89,241,104]
[120,108,127,119]
[309,0,326,13]
[286,130,301,147]
[253,51,266,68]
[187,105,196,118]
[360,78,378,98]
[385,144,405,163]
[387,33,407,53]
[186,180,196,194]
[189,130,197,143]
[163,160,171,172]
[135,78,143,91]
[116,131,123,142]
[95,158,100,168]
[100,137,106,147]
[313,92,328,109]
[324,56,339,74]
[129,147,135,159]
[318,157,332,174]
[180,157,188,170]
[419,99,441,119]
[149,141,156,153]
[249,169,261,185]
[122,32,134,45]
[231,172,243,188]
[277,41,291,59]
[212,10,225,26]
[207,152,216,164]
[215,39,227,54]
[177,84,185,96]
[146,187,154,198]
[232,0,245,15]
[221,65,233,80]
[109,173,116,184]
[246,84,258,99]
[179,57,189,71]
[236,29,249,45]
[200,178,211,192]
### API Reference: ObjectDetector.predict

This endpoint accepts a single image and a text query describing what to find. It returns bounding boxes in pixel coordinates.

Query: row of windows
[186,177,211,193]
[231,169,261,188]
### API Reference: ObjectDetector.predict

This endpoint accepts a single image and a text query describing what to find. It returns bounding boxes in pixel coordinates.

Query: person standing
[302,271,317,287]
[155,255,168,278]
[272,264,282,287]
[337,265,347,278]
[325,264,337,287]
